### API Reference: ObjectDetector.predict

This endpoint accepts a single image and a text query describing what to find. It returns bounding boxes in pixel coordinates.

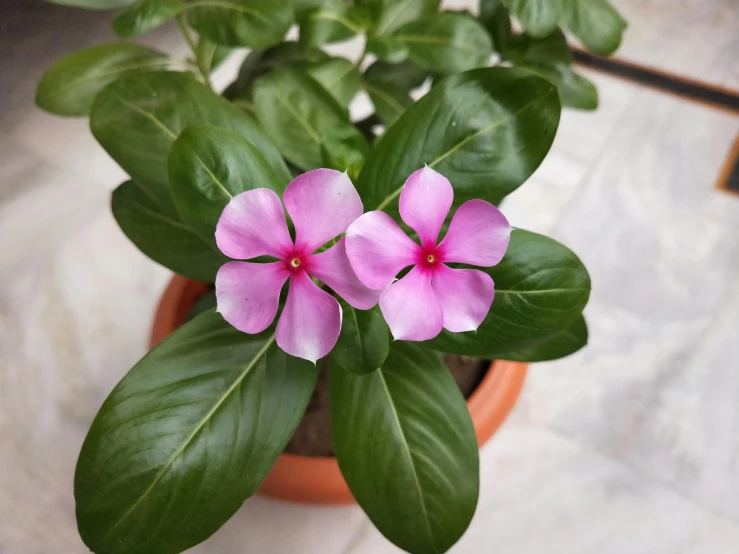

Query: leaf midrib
[100,335,276,541]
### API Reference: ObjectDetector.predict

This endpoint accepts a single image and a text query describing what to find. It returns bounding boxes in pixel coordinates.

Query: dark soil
[284,354,489,457]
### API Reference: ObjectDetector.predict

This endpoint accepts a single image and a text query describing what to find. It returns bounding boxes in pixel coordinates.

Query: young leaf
[187,0,294,48]
[299,0,366,46]
[305,57,362,108]
[505,0,562,38]
[427,229,591,357]
[356,67,560,213]
[168,125,288,248]
[370,0,440,36]
[331,342,478,554]
[90,71,290,214]
[112,0,183,37]
[393,12,493,73]
[320,123,370,181]
[196,38,232,71]
[112,180,226,281]
[36,44,169,116]
[252,69,350,170]
[562,0,626,56]
[365,35,410,63]
[501,314,588,361]
[558,69,598,110]
[331,301,389,375]
[75,311,319,554]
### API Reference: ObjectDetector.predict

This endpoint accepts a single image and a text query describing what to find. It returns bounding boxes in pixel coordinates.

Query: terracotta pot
[151,275,529,505]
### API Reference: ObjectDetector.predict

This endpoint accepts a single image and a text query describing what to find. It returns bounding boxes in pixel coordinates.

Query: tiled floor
[1,0,739,553]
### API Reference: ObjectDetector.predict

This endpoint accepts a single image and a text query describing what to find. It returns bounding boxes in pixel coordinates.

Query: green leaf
[168,125,287,248]
[90,71,290,215]
[305,57,362,108]
[393,12,493,74]
[563,0,626,56]
[365,35,410,63]
[75,311,319,554]
[196,38,233,71]
[252,69,350,170]
[364,60,428,92]
[47,0,134,8]
[112,181,226,281]
[299,0,366,46]
[370,0,440,36]
[35,44,169,117]
[364,81,412,127]
[505,0,562,38]
[501,315,588,361]
[331,342,478,554]
[558,69,598,110]
[479,0,512,52]
[331,301,389,375]
[186,0,294,48]
[356,67,560,213]
[321,123,370,181]
[427,229,591,357]
[112,0,183,37]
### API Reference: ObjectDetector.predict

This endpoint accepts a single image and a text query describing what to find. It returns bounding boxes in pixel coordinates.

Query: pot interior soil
[284,355,489,457]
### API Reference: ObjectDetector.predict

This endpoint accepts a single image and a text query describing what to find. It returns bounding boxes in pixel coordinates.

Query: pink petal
[432,264,495,333]
[215,261,290,334]
[345,211,420,290]
[379,266,443,341]
[438,200,511,266]
[283,169,363,253]
[399,166,453,248]
[309,238,381,310]
[276,270,342,363]
[215,188,293,260]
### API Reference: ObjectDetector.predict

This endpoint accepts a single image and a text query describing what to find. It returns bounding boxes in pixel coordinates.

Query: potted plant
[37,1,625,553]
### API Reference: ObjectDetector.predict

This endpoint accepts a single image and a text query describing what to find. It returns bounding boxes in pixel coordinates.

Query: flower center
[290,258,301,268]
[419,247,442,269]
[426,254,435,264]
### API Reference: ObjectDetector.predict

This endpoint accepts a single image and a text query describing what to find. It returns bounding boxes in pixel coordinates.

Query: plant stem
[176,14,214,92]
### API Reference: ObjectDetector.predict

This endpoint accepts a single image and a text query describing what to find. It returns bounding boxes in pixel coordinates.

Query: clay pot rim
[150,275,528,505]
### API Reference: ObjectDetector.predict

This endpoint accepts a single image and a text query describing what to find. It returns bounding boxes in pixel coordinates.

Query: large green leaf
[112,0,183,37]
[47,0,134,8]
[252,69,350,170]
[112,181,225,281]
[501,314,588,361]
[427,229,591,357]
[36,44,169,117]
[299,0,366,46]
[305,57,362,108]
[331,342,478,554]
[168,125,287,248]
[75,311,319,554]
[370,0,440,36]
[363,60,427,126]
[563,0,626,56]
[186,0,294,48]
[90,71,290,215]
[479,0,512,52]
[505,0,562,38]
[356,67,560,213]
[331,301,389,375]
[393,13,493,73]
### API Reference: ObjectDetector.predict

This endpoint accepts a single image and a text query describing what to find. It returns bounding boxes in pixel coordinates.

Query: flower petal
[276,271,342,363]
[283,169,363,253]
[438,199,511,266]
[215,261,290,334]
[432,265,495,333]
[309,238,381,310]
[399,166,453,248]
[379,266,443,341]
[345,211,420,290]
[215,188,293,260]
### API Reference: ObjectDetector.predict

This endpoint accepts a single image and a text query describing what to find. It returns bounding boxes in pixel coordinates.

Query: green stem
[177,14,214,92]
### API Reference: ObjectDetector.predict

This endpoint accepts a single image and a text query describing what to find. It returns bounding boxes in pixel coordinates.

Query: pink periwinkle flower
[215,169,380,363]
[345,166,511,342]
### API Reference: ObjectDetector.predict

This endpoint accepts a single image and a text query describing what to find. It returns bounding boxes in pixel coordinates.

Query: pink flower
[345,166,511,342]
[215,169,380,363]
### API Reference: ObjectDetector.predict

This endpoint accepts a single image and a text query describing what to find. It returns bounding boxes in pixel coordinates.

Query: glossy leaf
[331,301,389,375]
[112,0,183,37]
[331,342,478,554]
[169,125,287,248]
[563,0,626,56]
[187,0,294,48]
[47,0,134,8]
[393,13,493,73]
[75,311,319,554]
[370,0,440,36]
[90,71,290,214]
[427,229,591,357]
[505,0,562,38]
[305,57,362,107]
[252,69,350,170]
[112,181,226,281]
[321,123,370,181]
[479,0,512,52]
[36,44,168,116]
[356,67,560,213]
[502,314,588,362]
[299,0,366,46]
[558,69,598,110]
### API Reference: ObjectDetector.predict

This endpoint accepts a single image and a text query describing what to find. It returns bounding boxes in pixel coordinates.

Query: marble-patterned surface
[2,0,739,553]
